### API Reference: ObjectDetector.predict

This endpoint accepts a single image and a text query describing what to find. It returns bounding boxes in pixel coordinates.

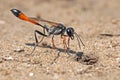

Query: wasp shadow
[25,42,83,58]
[25,42,84,64]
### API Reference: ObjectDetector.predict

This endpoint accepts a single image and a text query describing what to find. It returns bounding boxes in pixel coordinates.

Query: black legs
[30,29,47,54]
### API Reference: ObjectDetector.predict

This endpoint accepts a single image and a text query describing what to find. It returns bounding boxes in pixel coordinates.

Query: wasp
[11,9,85,54]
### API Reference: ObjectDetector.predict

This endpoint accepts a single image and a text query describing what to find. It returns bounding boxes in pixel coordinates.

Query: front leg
[61,35,68,51]
[67,37,70,49]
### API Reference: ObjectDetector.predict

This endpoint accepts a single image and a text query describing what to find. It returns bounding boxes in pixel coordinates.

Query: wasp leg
[61,35,71,56]
[67,37,70,49]
[51,51,60,64]
[52,35,56,49]
[62,35,67,52]
[30,29,47,54]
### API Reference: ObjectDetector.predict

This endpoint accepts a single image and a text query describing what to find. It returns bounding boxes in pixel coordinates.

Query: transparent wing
[29,16,59,27]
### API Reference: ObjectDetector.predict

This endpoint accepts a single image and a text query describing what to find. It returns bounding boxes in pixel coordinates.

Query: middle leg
[52,35,56,49]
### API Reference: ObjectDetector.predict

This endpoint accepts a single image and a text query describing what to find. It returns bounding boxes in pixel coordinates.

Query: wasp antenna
[74,33,81,49]
[74,32,85,49]
[75,32,85,46]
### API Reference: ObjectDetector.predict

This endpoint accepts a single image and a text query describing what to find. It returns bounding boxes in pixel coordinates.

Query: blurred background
[1,0,120,39]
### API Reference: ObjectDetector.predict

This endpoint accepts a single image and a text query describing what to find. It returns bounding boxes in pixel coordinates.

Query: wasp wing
[29,16,59,27]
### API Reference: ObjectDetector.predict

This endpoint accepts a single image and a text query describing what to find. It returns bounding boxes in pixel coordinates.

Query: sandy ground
[0,0,120,80]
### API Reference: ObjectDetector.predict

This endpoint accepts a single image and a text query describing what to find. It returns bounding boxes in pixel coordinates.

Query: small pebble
[3,56,13,61]
[116,58,120,63]
[53,74,59,80]
[14,47,24,52]
[42,42,48,47]
[29,72,34,77]
[0,20,5,24]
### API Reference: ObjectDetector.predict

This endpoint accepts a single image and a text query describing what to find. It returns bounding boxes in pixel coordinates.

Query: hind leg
[30,29,47,54]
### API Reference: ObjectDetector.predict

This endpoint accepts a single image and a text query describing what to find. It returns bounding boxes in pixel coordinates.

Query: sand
[0,0,120,80]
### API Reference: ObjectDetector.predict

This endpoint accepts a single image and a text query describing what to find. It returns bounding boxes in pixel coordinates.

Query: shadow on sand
[25,43,98,65]
[25,42,84,62]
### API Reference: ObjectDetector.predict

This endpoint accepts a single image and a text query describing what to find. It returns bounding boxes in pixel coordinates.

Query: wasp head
[66,27,85,49]
[66,27,74,40]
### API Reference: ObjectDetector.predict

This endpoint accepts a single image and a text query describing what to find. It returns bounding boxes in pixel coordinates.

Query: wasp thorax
[66,27,74,40]
[57,23,66,30]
